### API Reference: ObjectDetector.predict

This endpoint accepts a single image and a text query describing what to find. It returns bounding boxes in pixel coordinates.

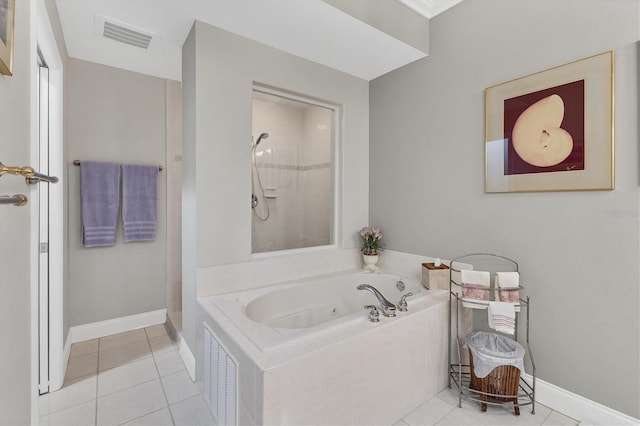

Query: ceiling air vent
[96,16,154,49]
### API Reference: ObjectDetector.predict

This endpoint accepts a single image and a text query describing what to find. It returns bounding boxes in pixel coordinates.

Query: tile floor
[39,324,214,426]
[39,324,579,425]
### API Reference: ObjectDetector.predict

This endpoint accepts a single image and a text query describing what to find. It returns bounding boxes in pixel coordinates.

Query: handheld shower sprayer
[252,132,270,221]
[255,132,269,146]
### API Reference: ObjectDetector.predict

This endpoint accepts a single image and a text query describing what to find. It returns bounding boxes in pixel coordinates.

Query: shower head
[255,133,269,146]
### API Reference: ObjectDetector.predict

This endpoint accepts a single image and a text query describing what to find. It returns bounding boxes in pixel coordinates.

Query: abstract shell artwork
[485,51,613,193]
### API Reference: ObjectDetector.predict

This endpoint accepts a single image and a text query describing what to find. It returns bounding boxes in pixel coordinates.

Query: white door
[37,57,50,395]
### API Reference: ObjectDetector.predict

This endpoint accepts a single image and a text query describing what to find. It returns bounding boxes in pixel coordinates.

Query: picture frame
[485,51,614,193]
[0,0,15,76]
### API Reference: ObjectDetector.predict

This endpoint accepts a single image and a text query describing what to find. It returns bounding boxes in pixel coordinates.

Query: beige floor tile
[41,375,97,416]
[149,334,178,354]
[170,395,215,426]
[161,370,199,405]
[145,324,168,339]
[40,400,96,426]
[403,396,455,425]
[97,379,167,425]
[99,339,152,372]
[121,407,174,426]
[542,410,580,425]
[69,339,99,358]
[153,350,186,377]
[98,357,159,397]
[436,408,482,425]
[65,352,98,382]
[99,329,147,351]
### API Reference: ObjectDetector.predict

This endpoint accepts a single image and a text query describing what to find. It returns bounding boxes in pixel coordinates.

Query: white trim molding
[179,337,196,382]
[58,333,73,392]
[522,374,640,425]
[68,309,167,343]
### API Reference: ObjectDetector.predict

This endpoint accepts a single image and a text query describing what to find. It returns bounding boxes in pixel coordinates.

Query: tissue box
[422,262,449,290]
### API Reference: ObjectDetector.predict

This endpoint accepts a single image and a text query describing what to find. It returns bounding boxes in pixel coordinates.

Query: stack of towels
[461,269,519,335]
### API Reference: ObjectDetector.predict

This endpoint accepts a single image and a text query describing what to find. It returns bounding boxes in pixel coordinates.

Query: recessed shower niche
[251,87,338,254]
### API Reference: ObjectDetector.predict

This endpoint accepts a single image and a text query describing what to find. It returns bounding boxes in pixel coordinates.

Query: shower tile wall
[252,98,332,253]
[302,106,332,248]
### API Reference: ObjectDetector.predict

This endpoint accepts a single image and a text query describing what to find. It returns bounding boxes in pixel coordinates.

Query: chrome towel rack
[0,194,28,206]
[73,160,163,171]
[0,161,59,184]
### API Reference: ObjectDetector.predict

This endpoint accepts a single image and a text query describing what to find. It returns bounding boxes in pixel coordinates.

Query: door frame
[34,0,64,394]
[37,59,50,395]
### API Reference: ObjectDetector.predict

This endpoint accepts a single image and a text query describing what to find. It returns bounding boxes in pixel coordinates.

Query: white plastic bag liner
[466,331,525,378]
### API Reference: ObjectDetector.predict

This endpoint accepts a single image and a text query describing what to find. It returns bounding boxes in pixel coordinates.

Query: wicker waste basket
[467,332,525,415]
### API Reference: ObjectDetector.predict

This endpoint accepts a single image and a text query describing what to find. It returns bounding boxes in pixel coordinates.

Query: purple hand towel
[122,164,159,242]
[80,161,121,247]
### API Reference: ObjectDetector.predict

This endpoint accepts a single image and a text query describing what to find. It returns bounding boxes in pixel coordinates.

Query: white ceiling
[55,0,463,82]
[399,0,463,19]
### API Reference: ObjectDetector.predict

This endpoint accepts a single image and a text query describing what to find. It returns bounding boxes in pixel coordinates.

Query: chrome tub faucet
[357,284,396,317]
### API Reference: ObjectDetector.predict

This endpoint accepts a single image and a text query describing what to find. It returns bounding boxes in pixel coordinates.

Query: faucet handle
[364,305,380,322]
[397,292,414,312]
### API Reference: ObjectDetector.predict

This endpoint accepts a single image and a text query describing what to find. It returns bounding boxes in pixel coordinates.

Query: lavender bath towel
[80,161,121,247]
[122,164,159,242]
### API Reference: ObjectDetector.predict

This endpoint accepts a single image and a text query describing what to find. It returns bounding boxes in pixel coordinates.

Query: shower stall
[251,87,337,254]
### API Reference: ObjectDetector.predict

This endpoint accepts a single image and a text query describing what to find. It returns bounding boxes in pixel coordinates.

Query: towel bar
[73,160,163,171]
[0,194,28,206]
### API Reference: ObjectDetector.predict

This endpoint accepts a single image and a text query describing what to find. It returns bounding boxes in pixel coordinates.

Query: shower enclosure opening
[251,86,338,254]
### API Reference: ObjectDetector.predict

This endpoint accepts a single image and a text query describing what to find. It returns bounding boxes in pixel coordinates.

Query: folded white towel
[496,272,520,304]
[488,301,516,335]
[496,272,519,287]
[461,270,490,309]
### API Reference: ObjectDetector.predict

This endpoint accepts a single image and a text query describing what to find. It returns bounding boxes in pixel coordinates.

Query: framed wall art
[485,51,613,193]
[0,0,15,76]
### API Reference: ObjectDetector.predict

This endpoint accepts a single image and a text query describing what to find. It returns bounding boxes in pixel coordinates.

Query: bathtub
[197,269,449,425]
[206,270,432,352]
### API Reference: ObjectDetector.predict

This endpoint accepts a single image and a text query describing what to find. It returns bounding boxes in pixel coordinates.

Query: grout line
[541,409,553,425]
[150,330,177,425]
[121,406,171,426]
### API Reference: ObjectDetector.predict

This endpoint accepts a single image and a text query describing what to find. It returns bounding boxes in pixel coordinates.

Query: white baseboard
[69,309,167,343]
[522,373,639,425]
[179,337,196,382]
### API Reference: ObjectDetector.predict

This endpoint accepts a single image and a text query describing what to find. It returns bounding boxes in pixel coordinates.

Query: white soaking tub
[197,269,449,425]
